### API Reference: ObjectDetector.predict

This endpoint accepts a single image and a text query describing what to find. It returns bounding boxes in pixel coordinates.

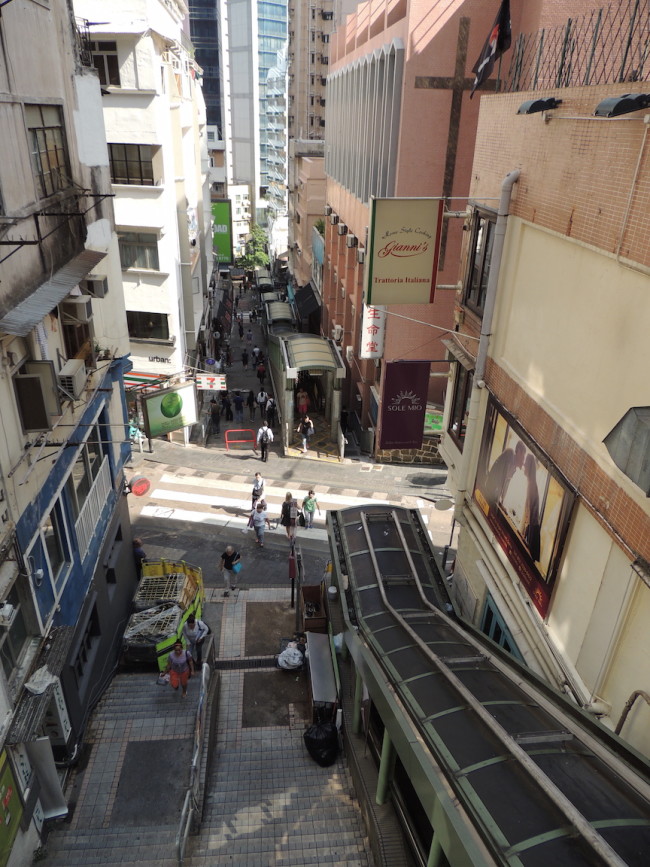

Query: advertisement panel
[142,383,198,438]
[359,305,387,359]
[379,361,430,450]
[473,399,574,617]
[211,200,233,264]
[365,198,443,305]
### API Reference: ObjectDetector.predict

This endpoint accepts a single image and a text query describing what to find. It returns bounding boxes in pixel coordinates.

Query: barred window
[109,144,155,185]
[118,231,159,270]
[26,104,71,198]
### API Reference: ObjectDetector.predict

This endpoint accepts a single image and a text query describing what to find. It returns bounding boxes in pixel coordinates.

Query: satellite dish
[434,499,454,511]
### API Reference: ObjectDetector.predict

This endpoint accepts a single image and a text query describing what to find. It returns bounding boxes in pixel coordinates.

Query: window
[464,210,496,315]
[42,503,69,591]
[447,365,473,448]
[72,604,101,693]
[25,104,71,198]
[481,595,524,661]
[13,360,61,432]
[126,311,170,341]
[66,425,104,520]
[91,41,120,86]
[109,143,156,185]
[0,586,30,684]
[118,231,159,270]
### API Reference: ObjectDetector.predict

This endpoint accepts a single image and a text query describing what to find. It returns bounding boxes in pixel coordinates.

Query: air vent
[58,358,87,399]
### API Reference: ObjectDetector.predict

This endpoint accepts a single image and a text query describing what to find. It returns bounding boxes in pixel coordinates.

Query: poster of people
[473,399,574,617]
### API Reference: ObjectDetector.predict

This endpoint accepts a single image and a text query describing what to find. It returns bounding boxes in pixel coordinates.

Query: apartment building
[0,1,135,860]
[440,3,650,757]
[75,0,212,392]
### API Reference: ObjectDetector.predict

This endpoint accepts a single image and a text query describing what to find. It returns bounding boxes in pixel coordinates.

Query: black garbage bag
[303,723,339,767]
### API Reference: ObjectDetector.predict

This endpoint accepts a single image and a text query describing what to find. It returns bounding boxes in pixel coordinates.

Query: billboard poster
[365,197,443,305]
[359,305,387,359]
[473,399,574,617]
[211,200,233,264]
[142,383,198,438]
[379,361,430,450]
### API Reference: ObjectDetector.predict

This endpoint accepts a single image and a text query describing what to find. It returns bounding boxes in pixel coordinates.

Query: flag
[470,0,512,98]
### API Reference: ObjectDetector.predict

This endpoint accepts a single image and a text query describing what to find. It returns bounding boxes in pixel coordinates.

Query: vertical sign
[379,361,431,450]
[211,200,233,264]
[359,305,387,359]
[365,198,443,305]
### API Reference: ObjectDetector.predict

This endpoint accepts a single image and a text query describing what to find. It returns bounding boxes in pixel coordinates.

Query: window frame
[66,424,104,520]
[25,104,72,199]
[447,364,474,449]
[118,231,160,271]
[90,40,121,87]
[126,310,171,342]
[108,143,156,186]
[463,208,497,316]
[0,585,30,685]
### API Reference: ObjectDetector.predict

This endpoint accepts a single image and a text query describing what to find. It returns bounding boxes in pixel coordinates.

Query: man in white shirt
[255,421,274,462]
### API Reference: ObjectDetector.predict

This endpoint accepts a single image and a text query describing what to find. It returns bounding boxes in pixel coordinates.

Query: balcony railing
[75,457,112,561]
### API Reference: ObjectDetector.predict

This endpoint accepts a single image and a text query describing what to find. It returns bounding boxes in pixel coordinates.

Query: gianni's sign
[365,197,443,305]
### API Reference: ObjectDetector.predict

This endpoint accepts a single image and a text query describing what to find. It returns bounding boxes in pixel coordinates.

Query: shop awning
[265,301,294,322]
[294,282,321,318]
[0,249,106,336]
[441,335,476,370]
[282,333,345,378]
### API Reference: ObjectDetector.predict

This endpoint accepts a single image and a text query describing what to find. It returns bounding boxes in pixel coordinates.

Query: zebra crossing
[136,469,437,545]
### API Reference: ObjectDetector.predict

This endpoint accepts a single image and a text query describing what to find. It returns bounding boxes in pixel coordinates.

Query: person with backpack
[265,395,276,428]
[255,421,274,462]
[251,471,265,509]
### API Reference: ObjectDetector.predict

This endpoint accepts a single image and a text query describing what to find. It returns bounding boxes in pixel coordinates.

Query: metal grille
[505,0,650,92]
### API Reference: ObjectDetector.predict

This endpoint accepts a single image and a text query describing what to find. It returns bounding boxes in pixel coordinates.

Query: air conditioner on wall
[346,234,357,248]
[345,346,354,364]
[58,358,87,399]
[331,324,343,341]
[337,223,347,235]
[61,296,93,323]
[356,248,365,264]
[324,205,332,216]
[329,214,339,225]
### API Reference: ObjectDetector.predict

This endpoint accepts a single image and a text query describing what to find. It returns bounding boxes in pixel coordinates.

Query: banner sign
[196,374,227,391]
[365,197,443,305]
[379,361,430,450]
[473,398,574,617]
[211,200,233,264]
[359,305,387,359]
[142,383,198,438]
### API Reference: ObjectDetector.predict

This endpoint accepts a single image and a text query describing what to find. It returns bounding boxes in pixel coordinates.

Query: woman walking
[296,415,314,454]
[165,641,194,698]
[280,492,298,539]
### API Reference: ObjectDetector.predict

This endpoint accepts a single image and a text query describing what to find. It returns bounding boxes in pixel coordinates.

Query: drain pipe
[453,169,520,523]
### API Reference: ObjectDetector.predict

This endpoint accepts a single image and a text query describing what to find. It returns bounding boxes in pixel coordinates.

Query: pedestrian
[233,391,245,423]
[219,545,241,597]
[256,388,268,416]
[280,492,298,539]
[221,392,233,421]
[251,471,265,509]
[256,361,266,386]
[265,395,276,427]
[256,421,274,462]
[165,640,194,698]
[239,322,245,340]
[250,308,258,323]
[133,537,146,577]
[209,397,221,434]
[246,328,253,345]
[252,345,261,364]
[247,389,256,420]
[225,345,232,367]
[235,295,240,309]
[301,490,321,529]
[241,348,249,369]
[296,387,310,417]
[296,415,314,454]
[251,501,271,547]
[182,614,209,665]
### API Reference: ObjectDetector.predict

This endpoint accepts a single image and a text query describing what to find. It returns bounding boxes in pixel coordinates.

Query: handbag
[298,511,306,527]
[232,561,243,574]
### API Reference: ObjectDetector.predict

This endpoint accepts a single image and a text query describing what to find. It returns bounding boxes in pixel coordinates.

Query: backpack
[261,429,270,444]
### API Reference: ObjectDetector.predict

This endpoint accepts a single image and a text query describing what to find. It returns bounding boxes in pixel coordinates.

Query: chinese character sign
[365,198,443,305]
[359,304,387,359]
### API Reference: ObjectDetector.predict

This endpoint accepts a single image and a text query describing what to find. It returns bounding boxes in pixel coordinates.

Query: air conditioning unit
[337,223,347,236]
[329,214,339,225]
[346,233,358,248]
[345,346,354,364]
[61,296,93,323]
[58,358,87,399]
[356,248,366,265]
[331,324,343,341]
[85,278,108,299]
[324,205,332,216]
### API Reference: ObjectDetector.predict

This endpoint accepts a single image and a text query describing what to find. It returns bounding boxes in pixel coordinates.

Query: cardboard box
[301,582,327,633]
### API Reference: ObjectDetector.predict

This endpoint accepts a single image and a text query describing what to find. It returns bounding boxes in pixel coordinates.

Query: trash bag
[303,723,339,767]
[277,646,304,670]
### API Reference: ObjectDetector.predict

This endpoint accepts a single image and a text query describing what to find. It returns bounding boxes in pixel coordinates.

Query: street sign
[196,374,227,391]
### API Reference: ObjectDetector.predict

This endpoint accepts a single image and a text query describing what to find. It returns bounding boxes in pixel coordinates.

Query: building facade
[440,4,650,758]
[75,0,212,391]
[0,1,135,860]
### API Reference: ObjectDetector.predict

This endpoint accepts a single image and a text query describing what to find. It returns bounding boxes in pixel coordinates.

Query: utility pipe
[453,169,520,524]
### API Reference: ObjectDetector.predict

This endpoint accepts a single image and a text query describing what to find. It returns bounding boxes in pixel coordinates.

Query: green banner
[211,200,233,264]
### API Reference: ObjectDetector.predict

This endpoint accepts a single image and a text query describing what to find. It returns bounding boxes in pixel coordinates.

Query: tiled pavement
[39,587,372,867]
